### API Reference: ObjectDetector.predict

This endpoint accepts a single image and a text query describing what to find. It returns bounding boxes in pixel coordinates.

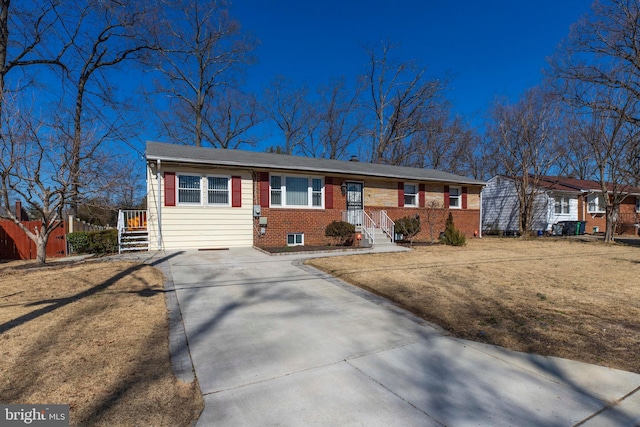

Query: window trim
[206,174,231,207]
[449,186,462,209]
[636,197,640,213]
[404,182,418,207]
[176,173,203,206]
[269,173,324,209]
[554,196,570,215]
[287,232,304,246]
[587,194,606,214]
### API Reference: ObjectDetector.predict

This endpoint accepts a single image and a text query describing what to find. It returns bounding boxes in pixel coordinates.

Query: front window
[554,197,570,214]
[404,183,417,206]
[449,186,461,209]
[286,176,309,206]
[636,197,640,213]
[587,194,605,213]
[207,176,229,205]
[178,175,201,204]
[270,175,323,208]
[271,176,282,206]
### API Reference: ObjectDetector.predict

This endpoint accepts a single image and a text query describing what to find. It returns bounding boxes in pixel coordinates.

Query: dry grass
[307,237,640,374]
[0,260,203,426]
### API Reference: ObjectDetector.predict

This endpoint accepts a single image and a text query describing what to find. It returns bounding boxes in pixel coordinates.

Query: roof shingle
[146,141,485,186]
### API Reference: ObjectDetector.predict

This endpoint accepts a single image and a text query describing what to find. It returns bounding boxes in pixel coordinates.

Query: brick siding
[253,177,482,247]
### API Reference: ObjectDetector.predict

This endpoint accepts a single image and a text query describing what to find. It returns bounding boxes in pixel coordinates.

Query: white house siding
[482,176,520,233]
[482,176,560,234]
[548,194,579,226]
[147,164,253,250]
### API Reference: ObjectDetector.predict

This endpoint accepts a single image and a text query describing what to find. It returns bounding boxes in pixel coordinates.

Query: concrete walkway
[161,248,640,426]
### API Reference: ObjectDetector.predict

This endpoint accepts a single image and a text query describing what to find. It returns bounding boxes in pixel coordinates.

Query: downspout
[157,159,162,250]
[479,187,483,238]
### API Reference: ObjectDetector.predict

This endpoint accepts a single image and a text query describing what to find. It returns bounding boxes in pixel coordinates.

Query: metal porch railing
[117,210,149,253]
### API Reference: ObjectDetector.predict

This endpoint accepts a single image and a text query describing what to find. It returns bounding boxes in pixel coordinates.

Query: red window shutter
[419,184,425,208]
[398,182,404,207]
[444,185,450,208]
[462,186,468,209]
[259,172,269,207]
[325,177,333,209]
[232,176,242,207]
[165,172,176,206]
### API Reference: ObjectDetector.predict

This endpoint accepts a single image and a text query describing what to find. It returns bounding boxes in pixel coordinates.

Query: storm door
[346,182,364,226]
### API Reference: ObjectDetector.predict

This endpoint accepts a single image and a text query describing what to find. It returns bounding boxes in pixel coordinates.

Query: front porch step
[357,227,396,247]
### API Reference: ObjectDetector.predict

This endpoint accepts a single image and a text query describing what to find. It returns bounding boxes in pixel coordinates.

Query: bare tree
[423,200,447,242]
[362,43,446,165]
[205,88,262,148]
[0,1,67,265]
[262,76,312,155]
[551,0,640,125]
[551,0,640,240]
[0,106,69,264]
[409,107,475,175]
[52,0,159,216]
[151,0,256,148]
[299,78,363,159]
[572,89,639,242]
[487,87,565,237]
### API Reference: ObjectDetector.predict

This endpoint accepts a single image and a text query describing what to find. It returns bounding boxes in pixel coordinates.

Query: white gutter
[157,159,163,250]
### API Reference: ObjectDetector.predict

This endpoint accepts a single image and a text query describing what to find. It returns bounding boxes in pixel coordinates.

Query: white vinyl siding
[270,174,323,208]
[482,177,575,233]
[147,166,252,250]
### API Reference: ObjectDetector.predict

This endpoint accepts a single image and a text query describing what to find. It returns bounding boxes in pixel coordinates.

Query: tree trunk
[35,232,48,265]
[604,206,616,243]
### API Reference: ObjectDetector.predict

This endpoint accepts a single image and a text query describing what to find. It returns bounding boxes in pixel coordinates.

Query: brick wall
[381,207,480,241]
[578,194,639,235]
[252,175,482,247]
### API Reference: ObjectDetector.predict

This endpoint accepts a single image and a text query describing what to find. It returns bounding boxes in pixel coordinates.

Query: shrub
[67,229,118,254]
[67,231,91,253]
[90,229,119,254]
[325,220,355,245]
[395,215,421,245]
[441,213,466,246]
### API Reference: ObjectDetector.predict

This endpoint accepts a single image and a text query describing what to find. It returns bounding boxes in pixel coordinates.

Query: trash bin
[552,223,564,236]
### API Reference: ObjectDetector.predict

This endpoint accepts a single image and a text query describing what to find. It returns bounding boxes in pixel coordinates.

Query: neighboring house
[145,141,485,250]
[482,175,640,236]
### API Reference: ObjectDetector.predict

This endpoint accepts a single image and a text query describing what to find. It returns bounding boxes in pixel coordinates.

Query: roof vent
[349,155,358,162]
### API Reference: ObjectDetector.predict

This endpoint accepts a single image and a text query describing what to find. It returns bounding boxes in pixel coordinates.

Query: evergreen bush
[67,229,118,254]
[441,213,466,246]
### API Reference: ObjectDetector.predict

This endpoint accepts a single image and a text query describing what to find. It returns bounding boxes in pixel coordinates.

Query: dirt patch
[307,238,640,374]
[0,260,203,426]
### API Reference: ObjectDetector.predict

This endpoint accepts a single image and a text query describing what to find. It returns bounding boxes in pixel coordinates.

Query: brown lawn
[307,237,640,374]
[0,260,203,426]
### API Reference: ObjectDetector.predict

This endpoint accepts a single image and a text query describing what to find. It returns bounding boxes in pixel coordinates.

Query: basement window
[287,233,304,246]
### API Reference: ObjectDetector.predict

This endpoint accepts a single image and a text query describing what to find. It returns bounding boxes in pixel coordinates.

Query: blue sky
[231,1,591,123]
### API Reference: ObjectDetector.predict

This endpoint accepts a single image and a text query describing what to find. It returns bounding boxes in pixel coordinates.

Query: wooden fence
[0,220,67,260]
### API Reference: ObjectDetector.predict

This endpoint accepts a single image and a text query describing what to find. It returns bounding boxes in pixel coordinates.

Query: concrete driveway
[162,248,640,426]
